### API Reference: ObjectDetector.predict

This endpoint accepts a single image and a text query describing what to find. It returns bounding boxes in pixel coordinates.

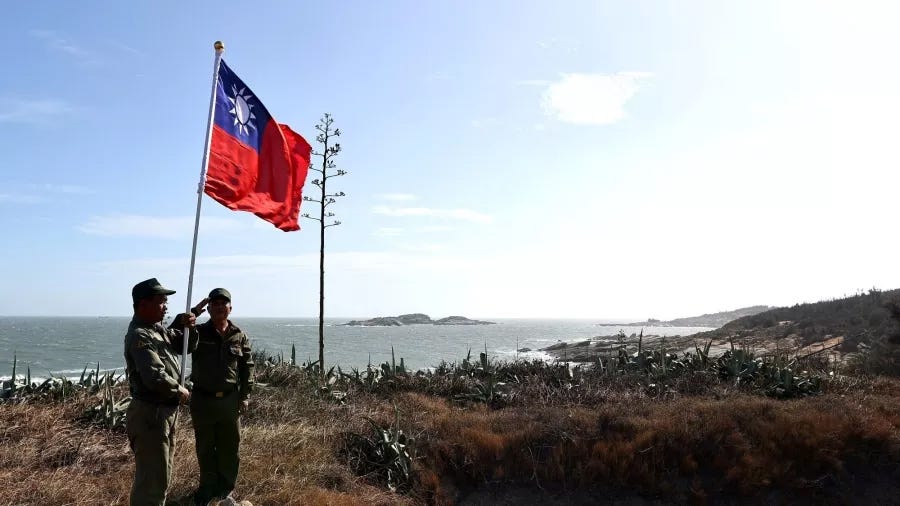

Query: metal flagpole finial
[214,40,225,52]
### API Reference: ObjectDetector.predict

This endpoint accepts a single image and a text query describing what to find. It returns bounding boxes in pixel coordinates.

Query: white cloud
[0,98,74,124]
[397,243,445,253]
[0,184,92,205]
[419,225,454,232]
[103,39,144,57]
[98,251,483,277]
[373,227,404,237]
[542,72,652,125]
[29,29,99,65]
[516,79,552,87]
[425,71,451,81]
[0,183,91,205]
[30,183,93,194]
[372,205,493,224]
[0,193,43,204]
[470,118,500,129]
[376,193,418,201]
[77,214,245,239]
[535,38,581,53]
[374,225,455,237]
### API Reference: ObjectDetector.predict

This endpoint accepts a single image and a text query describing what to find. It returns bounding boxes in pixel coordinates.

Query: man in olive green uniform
[190,288,254,504]
[124,278,206,506]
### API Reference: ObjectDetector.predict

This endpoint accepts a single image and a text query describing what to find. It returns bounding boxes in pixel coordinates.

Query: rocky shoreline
[540,333,704,362]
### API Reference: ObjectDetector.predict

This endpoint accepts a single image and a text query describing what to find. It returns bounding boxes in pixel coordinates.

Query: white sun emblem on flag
[227,84,257,136]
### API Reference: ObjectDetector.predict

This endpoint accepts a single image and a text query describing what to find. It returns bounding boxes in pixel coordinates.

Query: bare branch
[309,112,344,377]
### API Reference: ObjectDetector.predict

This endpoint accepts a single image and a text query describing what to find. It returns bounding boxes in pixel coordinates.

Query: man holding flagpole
[179,39,310,376]
[173,39,310,503]
[124,278,208,506]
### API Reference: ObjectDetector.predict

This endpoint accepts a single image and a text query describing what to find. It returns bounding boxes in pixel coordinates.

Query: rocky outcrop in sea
[342,313,495,326]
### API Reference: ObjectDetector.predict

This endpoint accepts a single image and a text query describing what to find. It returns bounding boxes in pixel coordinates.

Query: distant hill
[695,288,900,352]
[547,290,900,369]
[599,305,772,329]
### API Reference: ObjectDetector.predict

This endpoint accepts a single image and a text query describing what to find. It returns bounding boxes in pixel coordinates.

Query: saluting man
[190,288,254,505]
[124,278,208,506]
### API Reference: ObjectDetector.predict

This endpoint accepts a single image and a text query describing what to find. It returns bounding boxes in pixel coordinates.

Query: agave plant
[8,353,17,397]
[715,349,762,385]
[344,406,415,492]
[759,359,822,399]
[86,371,130,429]
[456,373,507,405]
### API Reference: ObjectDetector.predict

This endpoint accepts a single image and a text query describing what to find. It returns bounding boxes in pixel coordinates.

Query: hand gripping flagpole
[180,40,225,386]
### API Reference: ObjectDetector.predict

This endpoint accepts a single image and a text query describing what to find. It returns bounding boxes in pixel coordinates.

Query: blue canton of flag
[213,60,275,153]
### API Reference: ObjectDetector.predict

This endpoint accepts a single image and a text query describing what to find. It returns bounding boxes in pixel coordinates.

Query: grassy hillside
[1,349,898,505]
[710,289,900,345]
[2,291,899,504]
[690,289,900,376]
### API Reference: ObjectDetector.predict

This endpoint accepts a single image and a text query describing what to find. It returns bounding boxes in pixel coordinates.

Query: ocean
[0,316,714,379]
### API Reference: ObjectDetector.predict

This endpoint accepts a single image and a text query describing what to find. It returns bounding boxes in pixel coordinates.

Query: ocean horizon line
[0,314,646,322]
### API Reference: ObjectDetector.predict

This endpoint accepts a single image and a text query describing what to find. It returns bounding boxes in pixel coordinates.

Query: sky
[1,1,899,319]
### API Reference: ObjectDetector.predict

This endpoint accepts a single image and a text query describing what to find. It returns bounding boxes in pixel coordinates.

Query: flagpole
[180,40,225,386]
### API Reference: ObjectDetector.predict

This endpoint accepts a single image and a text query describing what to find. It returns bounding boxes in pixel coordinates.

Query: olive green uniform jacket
[124,317,198,506]
[190,320,254,399]
[189,320,254,499]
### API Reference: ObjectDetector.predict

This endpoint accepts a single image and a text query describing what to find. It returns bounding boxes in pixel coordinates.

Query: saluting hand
[192,297,211,316]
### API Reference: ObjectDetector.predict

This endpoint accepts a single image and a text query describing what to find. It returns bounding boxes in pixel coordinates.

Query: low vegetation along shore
[1,290,899,505]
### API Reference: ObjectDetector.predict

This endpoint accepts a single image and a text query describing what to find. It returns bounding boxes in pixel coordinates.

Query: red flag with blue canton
[205,60,311,231]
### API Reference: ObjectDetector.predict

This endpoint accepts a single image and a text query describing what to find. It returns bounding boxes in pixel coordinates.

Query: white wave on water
[2,375,77,384]
[1,316,717,373]
[1,363,124,382]
[493,348,553,362]
[54,367,122,374]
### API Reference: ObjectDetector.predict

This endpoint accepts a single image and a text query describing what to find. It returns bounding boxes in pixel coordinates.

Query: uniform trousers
[126,398,179,506]
[190,389,241,498]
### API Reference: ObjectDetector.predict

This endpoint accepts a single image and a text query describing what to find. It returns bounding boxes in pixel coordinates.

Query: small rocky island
[342,313,495,326]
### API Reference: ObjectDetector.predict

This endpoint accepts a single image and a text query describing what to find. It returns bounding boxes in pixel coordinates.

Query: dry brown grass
[393,382,900,504]
[1,374,898,505]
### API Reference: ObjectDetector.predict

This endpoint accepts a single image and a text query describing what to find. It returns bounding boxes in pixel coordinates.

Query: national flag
[205,60,311,231]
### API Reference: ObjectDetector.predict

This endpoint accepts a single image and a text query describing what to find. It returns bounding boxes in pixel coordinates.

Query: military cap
[208,287,232,301]
[132,278,176,303]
